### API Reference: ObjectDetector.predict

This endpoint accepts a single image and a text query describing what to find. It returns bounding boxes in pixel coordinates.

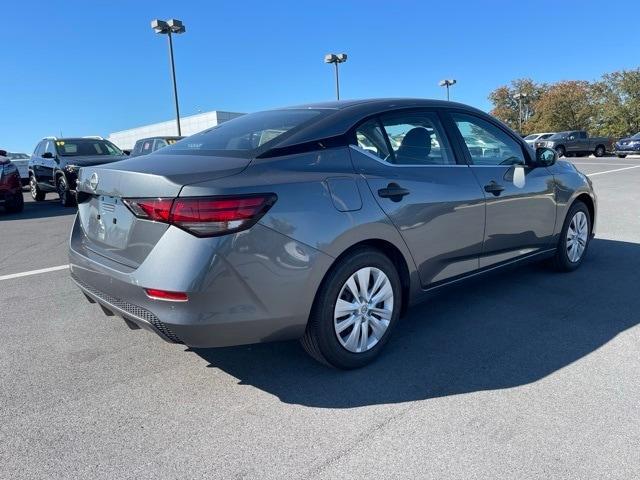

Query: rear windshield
[539,133,553,140]
[523,134,539,140]
[8,153,29,159]
[631,132,640,139]
[161,109,326,157]
[55,139,123,156]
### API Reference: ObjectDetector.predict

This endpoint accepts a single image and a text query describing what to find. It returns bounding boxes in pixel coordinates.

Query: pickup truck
[536,130,613,157]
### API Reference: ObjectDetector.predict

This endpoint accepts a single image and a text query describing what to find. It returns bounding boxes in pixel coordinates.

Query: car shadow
[0,193,76,221]
[191,238,639,408]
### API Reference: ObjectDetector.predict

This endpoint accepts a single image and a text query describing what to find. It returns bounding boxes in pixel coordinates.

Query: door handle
[378,183,410,202]
[484,181,505,196]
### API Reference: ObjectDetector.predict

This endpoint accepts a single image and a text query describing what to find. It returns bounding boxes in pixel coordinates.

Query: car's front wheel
[29,176,46,201]
[551,201,591,272]
[555,146,566,157]
[301,247,402,369]
[5,191,24,213]
[57,176,75,207]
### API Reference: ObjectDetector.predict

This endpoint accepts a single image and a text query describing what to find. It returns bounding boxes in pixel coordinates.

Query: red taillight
[145,288,188,302]
[123,194,276,237]
[122,198,173,222]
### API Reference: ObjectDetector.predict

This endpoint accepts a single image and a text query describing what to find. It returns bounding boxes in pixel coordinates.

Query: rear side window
[380,112,454,165]
[141,141,154,154]
[452,113,525,166]
[355,120,391,161]
[161,109,325,157]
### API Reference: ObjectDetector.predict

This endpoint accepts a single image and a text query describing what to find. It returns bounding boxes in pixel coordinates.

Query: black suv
[130,136,184,157]
[28,137,128,206]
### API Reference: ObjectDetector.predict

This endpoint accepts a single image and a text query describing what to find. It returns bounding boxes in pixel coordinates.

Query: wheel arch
[574,193,595,233]
[315,239,412,318]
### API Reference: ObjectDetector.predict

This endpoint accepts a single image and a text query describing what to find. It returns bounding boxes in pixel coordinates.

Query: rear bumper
[68,215,333,348]
[614,149,640,155]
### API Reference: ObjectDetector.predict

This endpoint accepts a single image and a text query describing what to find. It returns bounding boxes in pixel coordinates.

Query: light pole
[151,18,186,136]
[513,92,528,132]
[439,79,456,101]
[324,53,348,100]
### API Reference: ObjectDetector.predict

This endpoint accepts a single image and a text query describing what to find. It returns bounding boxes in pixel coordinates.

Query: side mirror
[0,150,7,157]
[122,150,131,156]
[42,152,54,159]
[535,147,557,167]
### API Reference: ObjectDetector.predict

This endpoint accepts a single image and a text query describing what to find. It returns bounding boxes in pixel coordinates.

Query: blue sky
[1,0,638,152]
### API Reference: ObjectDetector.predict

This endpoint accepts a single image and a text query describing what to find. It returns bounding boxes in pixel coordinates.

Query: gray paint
[69,99,596,348]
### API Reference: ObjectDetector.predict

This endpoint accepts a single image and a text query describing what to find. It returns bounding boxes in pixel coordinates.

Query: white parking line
[0,265,69,281]
[587,165,640,177]
[573,163,638,166]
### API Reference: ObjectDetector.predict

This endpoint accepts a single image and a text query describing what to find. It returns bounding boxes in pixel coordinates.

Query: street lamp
[324,53,348,100]
[439,79,456,101]
[513,92,528,132]
[151,18,186,136]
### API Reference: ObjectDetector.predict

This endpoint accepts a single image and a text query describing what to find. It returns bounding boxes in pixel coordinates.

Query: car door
[41,140,57,188]
[349,109,486,287]
[31,141,45,181]
[447,111,556,268]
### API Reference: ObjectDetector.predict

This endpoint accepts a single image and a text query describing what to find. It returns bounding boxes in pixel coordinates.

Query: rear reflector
[123,194,276,237]
[145,288,189,302]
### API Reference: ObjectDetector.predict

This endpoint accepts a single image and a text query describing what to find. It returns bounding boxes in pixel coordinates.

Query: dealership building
[107,110,244,150]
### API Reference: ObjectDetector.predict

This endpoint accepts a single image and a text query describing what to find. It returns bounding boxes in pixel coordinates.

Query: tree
[527,81,594,133]
[591,69,640,137]
[488,78,547,134]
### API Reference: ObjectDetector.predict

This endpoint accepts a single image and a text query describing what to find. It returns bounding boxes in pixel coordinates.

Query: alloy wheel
[30,178,37,198]
[566,211,589,262]
[333,267,394,353]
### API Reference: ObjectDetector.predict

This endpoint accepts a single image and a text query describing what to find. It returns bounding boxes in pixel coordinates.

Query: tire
[616,154,627,158]
[57,175,75,207]
[594,145,605,157]
[29,176,46,201]
[551,201,591,272]
[5,192,24,213]
[555,145,566,158]
[300,247,402,369]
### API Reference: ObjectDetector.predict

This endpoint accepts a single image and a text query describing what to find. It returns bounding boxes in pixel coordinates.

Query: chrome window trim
[349,145,468,168]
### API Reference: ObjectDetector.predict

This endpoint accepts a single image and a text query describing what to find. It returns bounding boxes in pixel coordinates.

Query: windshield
[539,133,553,140]
[548,132,569,139]
[524,134,539,140]
[55,139,123,156]
[162,109,326,157]
[631,132,640,139]
[8,153,29,159]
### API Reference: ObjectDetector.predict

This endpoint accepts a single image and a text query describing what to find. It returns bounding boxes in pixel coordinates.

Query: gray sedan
[69,99,596,369]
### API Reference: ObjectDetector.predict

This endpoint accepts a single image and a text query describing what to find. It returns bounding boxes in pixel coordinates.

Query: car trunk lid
[75,153,251,268]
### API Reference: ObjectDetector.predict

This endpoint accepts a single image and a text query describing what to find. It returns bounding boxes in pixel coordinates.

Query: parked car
[6,152,30,185]
[28,137,128,207]
[0,150,24,213]
[613,132,640,158]
[540,131,612,157]
[129,136,184,157]
[69,99,596,369]
[524,132,554,148]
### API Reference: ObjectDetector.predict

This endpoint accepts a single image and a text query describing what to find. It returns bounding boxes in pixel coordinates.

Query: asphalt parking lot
[1,155,639,479]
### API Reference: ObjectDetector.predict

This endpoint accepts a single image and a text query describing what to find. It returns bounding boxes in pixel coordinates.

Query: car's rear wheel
[57,176,75,207]
[29,176,46,201]
[551,201,591,272]
[5,191,24,213]
[301,247,402,369]
[594,145,605,157]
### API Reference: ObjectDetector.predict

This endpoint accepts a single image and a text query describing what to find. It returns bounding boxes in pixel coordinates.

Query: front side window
[380,112,454,165]
[154,139,168,151]
[54,139,123,156]
[452,113,525,166]
[162,109,326,157]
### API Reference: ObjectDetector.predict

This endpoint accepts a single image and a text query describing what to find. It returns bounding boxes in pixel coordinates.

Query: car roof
[268,98,492,152]
[136,136,184,142]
